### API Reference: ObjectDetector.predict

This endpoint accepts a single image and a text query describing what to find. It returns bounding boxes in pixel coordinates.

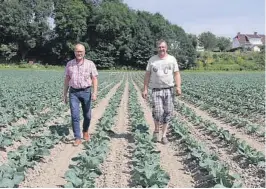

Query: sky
[123,0,265,39]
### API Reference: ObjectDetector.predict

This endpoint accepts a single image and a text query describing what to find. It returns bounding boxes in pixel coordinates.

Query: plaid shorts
[151,87,175,124]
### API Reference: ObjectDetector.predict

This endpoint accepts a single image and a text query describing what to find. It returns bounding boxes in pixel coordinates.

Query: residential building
[231,32,265,52]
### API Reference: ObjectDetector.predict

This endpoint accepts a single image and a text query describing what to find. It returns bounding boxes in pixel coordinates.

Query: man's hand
[176,87,182,96]
[142,89,148,99]
[92,93,97,101]
[63,94,68,104]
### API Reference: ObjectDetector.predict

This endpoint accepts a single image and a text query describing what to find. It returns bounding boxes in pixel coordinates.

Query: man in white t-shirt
[142,39,181,144]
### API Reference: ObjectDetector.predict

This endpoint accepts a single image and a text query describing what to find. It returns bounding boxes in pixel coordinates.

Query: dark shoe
[161,137,169,144]
[152,132,159,142]
[83,132,90,141]
[73,139,82,146]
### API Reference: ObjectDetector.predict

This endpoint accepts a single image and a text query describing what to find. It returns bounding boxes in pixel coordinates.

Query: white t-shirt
[146,54,179,89]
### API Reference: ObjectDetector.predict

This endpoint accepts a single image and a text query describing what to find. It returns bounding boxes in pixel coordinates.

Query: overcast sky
[123,0,265,39]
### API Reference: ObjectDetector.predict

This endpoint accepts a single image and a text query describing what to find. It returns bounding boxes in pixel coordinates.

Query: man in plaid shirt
[142,39,182,144]
[63,43,98,146]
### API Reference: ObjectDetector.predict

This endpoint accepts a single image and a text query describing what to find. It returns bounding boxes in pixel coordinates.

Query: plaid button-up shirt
[64,58,98,89]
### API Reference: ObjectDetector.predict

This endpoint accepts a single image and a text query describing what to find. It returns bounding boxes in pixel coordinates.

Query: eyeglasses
[75,51,84,53]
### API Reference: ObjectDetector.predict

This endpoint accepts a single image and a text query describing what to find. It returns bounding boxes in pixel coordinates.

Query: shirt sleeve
[173,57,179,72]
[90,61,98,78]
[146,58,152,72]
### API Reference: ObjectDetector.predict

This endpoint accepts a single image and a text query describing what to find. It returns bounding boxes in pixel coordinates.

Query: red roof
[234,32,265,45]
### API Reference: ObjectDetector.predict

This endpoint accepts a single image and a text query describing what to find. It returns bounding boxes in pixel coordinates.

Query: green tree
[0,43,18,60]
[187,33,198,49]
[198,31,217,51]
[52,0,89,61]
[86,0,137,68]
[169,25,196,69]
[216,36,231,51]
[131,11,154,69]
[0,0,54,60]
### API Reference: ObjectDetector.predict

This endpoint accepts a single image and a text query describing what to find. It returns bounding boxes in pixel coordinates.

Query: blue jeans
[69,87,92,139]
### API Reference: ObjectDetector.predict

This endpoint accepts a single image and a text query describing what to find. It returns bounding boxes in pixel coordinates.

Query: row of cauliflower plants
[128,81,170,188]
[131,76,242,188]
[64,80,125,188]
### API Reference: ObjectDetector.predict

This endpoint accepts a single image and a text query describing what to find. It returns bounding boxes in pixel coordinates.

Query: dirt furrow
[20,81,122,188]
[95,79,133,188]
[132,81,194,188]
[174,103,265,188]
[0,108,67,166]
[177,99,265,153]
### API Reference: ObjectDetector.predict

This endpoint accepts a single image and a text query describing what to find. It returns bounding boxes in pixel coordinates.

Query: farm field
[0,70,265,188]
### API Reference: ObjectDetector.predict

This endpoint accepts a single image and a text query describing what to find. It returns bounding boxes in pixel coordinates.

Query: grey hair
[156,39,168,47]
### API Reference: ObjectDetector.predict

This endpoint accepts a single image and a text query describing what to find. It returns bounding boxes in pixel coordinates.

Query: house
[231,32,265,52]
[196,38,205,52]
[196,45,205,52]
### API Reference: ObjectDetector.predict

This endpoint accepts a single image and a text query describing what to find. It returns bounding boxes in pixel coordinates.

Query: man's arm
[143,71,151,91]
[174,71,181,89]
[90,61,98,96]
[92,76,98,95]
[63,62,70,96]
[64,76,70,96]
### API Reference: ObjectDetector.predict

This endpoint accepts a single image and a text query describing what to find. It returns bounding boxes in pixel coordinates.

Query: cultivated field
[0,70,265,188]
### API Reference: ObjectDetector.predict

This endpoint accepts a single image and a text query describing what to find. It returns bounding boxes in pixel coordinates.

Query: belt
[152,86,173,91]
[70,86,90,92]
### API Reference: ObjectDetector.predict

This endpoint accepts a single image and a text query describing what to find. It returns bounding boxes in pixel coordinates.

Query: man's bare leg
[162,123,168,138]
[161,123,169,144]
[152,120,160,142]
[154,120,160,133]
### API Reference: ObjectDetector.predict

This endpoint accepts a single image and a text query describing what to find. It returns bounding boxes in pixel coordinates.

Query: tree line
[188,32,232,52]
[0,0,232,70]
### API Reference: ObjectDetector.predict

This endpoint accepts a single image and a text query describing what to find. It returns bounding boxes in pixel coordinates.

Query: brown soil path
[177,99,265,154]
[132,80,194,188]
[95,79,133,188]
[20,81,122,188]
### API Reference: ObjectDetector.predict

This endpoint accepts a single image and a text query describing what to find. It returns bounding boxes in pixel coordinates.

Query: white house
[196,38,205,52]
[232,32,265,52]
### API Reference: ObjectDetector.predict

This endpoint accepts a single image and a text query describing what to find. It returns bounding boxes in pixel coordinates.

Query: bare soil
[0,138,31,165]
[173,110,265,188]
[20,82,122,188]
[5,76,264,188]
[132,77,265,188]
[132,80,194,188]
[0,108,61,166]
[177,99,265,154]
[95,79,133,188]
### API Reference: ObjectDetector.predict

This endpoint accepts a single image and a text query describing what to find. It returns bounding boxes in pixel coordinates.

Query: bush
[196,51,264,71]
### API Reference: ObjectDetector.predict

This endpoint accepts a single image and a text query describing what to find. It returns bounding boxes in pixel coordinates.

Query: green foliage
[132,75,245,188]
[178,72,265,137]
[1,0,262,71]
[52,0,89,60]
[187,33,198,49]
[0,43,18,60]
[0,0,54,59]
[128,82,170,187]
[0,70,125,187]
[0,0,196,70]
[195,52,265,71]
[64,79,126,188]
[216,37,231,52]
[198,31,217,50]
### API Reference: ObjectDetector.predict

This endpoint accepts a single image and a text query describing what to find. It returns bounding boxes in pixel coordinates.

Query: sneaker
[161,137,169,144]
[152,132,159,142]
